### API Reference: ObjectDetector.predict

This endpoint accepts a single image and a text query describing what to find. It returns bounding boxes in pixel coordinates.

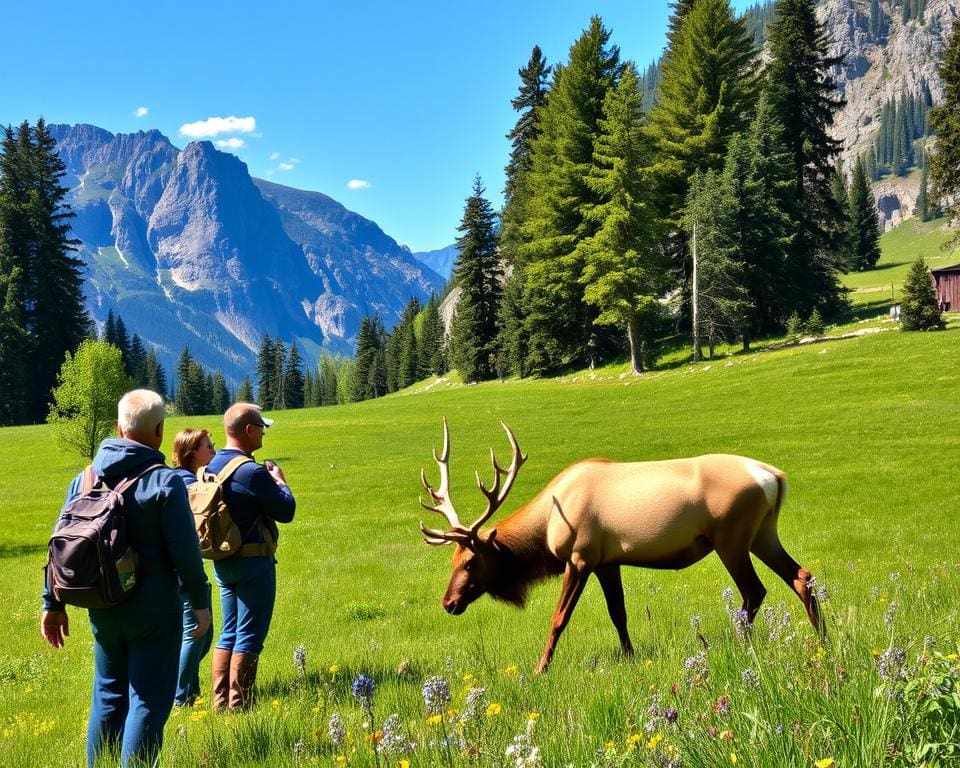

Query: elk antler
[468,421,527,533]
[420,418,474,545]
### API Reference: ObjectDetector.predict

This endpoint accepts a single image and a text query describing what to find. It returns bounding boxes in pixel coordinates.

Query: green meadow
[2,227,959,767]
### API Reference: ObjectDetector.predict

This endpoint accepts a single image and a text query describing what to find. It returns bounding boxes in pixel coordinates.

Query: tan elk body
[420,421,824,673]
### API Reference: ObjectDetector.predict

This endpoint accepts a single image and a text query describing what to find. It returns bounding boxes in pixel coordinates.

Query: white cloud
[134,106,149,118]
[215,138,246,150]
[269,151,280,161]
[347,179,372,190]
[278,162,295,171]
[178,116,256,138]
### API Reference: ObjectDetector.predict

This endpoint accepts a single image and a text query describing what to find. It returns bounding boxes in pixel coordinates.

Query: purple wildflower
[732,609,751,640]
[293,644,307,675]
[421,675,451,715]
[352,673,376,707]
[328,712,346,746]
[664,707,679,724]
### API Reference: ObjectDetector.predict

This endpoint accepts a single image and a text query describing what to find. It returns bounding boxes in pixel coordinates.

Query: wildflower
[378,713,414,755]
[328,713,346,746]
[396,659,410,675]
[815,759,835,768]
[713,696,730,716]
[352,674,376,708]
[190,710,208,721]
[505,716,542,768]
[426,714,443,726]
[329,664,340,674]
[272,699,281,711]
[876,646,907,682]
[400,761,410,768]
[365,731,383,743]
[690,614,702,632]
[459,685,487,721]
[626,733,642,747]
[682,651,709,685]
[422,675,451,715]
[741,668,759,687]
[730,752,738,764]
[664,707,679,724]
[883,600,898,629]
[293,643,307,675]
[870,585,880,600]
[293,739,304,763]
[719,729,734,741]
[646,733,663,750]
[504,664,519,676]
[732,609,751,640]
[722,587,735,611]
[486,702,503,717]
[527,712,540,721]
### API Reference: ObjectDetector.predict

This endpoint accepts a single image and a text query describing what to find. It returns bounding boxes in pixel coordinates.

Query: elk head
[420,418,527,614]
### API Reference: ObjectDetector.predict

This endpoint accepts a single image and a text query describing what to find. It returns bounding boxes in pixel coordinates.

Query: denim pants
[174,583,213,706]
[87,608,181,768]
[214,556,277,654]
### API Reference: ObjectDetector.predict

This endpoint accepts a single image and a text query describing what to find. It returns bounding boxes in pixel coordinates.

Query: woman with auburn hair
[171,428,216,706]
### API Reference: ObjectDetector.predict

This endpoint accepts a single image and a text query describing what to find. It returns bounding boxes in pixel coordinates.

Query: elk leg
[595,565,634,657]
[535,560,590,674]
[751,529,825,639]
[715,547,766,623]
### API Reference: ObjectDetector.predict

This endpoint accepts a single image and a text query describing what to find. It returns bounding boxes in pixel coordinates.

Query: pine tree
[113,315,131,372]
[738,91,796,340]
[917,154,931,221]
[284,342,305,409]
[0,119,88,423]
[143,348,167,399]
[176,348,199,415]
[579,63,666,374]
[211,372,230,414]
[646,0,760,229]
[128,334,147,386]
[0,266,27,425]
[235,376,254,403]
[417,294,445,378]
[256,335,276,408]
[103,309,117,346]
[318,353,339,405]
[519,16,622,373]
[303,369,315,408]
[272,338,287,410]
[449,176,502,382]
[900,257,944,330]
[397,299,421,389]
[929,17,960,235]
[352,315,383,402]
[765,0,847,319]
[846,157,882,271]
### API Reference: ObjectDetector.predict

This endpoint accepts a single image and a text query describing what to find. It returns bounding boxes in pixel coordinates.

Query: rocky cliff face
[49,124,444,385]
[821,0,958,226]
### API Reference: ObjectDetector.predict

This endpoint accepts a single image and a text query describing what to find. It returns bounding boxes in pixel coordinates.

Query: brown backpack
[47,462,164,609]
[188,456,253,560]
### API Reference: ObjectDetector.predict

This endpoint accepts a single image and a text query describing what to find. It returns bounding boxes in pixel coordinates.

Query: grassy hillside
[2,318,959,766]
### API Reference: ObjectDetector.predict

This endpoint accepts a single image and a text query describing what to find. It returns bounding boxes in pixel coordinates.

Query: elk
[419,419,824,673]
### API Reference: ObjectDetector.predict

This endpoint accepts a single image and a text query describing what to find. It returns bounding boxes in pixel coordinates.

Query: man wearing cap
[208,402,295,711]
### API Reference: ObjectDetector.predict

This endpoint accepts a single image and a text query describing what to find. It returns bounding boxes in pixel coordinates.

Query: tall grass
[1,320,958,766]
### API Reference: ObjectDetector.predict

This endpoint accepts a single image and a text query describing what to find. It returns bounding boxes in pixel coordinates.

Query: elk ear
[478,528,501,549]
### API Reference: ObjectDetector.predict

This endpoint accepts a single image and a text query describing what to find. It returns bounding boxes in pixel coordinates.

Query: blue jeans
[175,584,213,706]
[214,556,276,654]
[87,608,181,768]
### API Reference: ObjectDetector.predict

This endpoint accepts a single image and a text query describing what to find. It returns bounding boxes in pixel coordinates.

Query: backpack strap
[214,455,254,484]
[79,465,98,495]
[113,462,166,496]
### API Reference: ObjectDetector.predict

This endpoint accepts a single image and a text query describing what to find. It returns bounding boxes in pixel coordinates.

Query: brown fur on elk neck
[420,420,825,673]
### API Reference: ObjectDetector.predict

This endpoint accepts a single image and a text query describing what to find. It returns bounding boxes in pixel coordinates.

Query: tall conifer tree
[846,157,882,271]
[765,0,847,317]
[449,176,501,381]
[929,16,960,236]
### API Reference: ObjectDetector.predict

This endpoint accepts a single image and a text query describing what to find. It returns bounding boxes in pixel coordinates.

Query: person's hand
[265,461,288,486]
[190,608,212,639]
[41,610,69,649]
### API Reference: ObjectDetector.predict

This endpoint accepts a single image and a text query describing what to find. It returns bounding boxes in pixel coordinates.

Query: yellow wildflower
[335,756,346,765]
[463,673,474,682]
[730,753,738,764]
[399,761,410,768]
[527,712,540,721]
[815,759,835,768]
[426,714,443,726]
[719,730,734,741]
[272,699,281,711]
[646,733,663,750]
[329,664,340,674]
[190,710,208,721]
[193,696,206,708]
[946,653,958,661]
[644,659,654,668]
[486,703,502,717]
[504,664,519,676]
[626,733,642,747]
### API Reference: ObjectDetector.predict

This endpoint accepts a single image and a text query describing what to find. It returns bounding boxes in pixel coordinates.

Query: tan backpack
[188,456,252,560]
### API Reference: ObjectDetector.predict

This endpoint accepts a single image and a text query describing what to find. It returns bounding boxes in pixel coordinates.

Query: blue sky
[4,1,754,253]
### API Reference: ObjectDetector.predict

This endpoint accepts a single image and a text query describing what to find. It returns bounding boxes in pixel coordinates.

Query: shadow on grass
[0,542,46,559]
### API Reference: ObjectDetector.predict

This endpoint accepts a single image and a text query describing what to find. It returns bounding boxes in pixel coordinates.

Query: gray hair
[118,389,165,436]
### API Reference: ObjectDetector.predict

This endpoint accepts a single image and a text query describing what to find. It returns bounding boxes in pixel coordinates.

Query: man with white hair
[41,389,211,768]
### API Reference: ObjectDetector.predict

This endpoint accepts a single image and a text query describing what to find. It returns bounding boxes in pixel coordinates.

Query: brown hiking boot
[228,652,259,711]
[211,648,232,712]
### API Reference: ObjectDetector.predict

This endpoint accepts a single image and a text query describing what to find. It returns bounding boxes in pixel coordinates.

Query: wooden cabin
[931,264,960,311]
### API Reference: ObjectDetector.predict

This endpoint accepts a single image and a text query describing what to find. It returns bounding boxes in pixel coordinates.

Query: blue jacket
[207,448,295,547]
[43,438,208,614]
